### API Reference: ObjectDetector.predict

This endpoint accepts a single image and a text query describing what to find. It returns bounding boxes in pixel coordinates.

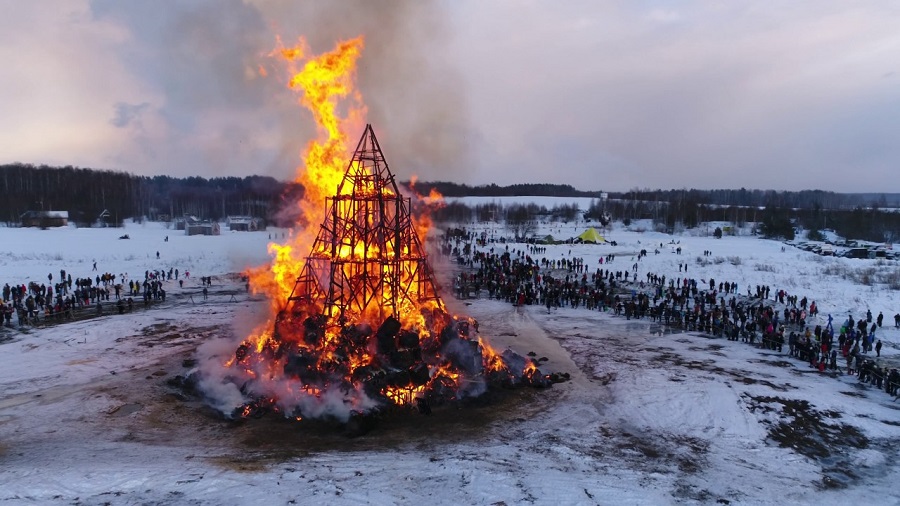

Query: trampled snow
[1,219,898,505]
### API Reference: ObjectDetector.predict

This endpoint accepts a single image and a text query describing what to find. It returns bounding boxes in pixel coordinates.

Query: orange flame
[290,37,366,226]
[249,36,366,311]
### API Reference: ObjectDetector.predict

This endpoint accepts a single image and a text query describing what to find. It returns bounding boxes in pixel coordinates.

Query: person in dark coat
[875,340,883,358]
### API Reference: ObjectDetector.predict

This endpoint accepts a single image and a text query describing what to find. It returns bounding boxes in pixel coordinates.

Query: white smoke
[193,336,249,414]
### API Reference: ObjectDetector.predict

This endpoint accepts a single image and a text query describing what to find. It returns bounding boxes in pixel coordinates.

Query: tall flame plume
[249,36,366,310]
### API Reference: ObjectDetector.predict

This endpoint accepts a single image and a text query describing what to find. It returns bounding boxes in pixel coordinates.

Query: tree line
[430,195,900,243]
[0,164,302,227]
[407,181,603,198]
[3,164,898,242]
[407,181,900,211]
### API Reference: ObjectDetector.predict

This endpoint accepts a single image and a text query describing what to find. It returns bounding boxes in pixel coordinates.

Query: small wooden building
[20,210,69,228]
[185,221,220,236]
[226,216,265,231]
[176,215,202,232]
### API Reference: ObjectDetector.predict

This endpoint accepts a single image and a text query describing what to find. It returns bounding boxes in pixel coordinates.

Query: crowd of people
[446,233,900,399]
[1,266,204,328]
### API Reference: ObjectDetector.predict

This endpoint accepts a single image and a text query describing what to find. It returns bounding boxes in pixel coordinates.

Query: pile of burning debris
[193,125,567,425]
[232,310,567,421]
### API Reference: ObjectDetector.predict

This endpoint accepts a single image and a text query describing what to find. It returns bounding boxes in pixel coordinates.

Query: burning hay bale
[194,125,565,425]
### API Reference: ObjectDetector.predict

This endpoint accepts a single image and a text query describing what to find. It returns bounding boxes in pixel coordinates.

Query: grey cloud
[450,1,900,192]
[110,102,149,128]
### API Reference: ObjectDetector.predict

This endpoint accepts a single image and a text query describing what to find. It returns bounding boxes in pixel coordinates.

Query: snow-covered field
[1,219,899,505]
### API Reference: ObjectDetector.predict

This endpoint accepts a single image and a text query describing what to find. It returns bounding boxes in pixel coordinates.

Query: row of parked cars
[789,240,898,259]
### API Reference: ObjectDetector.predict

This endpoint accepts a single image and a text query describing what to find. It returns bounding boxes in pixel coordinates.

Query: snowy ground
[1,220,899,505]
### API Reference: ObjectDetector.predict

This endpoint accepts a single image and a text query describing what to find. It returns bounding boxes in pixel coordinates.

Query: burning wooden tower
[223,125,562,422]
[278,124,443,333]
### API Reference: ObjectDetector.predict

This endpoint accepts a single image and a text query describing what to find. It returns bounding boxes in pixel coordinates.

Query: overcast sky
[1,1,898,193]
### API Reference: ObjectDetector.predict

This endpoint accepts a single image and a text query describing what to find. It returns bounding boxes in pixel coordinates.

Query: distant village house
[226,216,265,232]
[185,220,221,236]
[20,210,68,228]
[178,215,220,236]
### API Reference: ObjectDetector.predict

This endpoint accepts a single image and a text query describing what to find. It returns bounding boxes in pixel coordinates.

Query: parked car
[843,248,870,259]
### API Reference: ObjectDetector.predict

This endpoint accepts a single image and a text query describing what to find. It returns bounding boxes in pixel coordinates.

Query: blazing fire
[204,37,561,424]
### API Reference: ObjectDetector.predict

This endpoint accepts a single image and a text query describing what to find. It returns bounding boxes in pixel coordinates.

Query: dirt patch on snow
[646,347,794,392]
[743,394,870,489]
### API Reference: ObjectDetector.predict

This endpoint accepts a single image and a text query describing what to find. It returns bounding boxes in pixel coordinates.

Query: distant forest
[3,164,899,242]
[412,181,603,198]
[410,181,900,209]
[410,182,900,243]
[0,163,302,227]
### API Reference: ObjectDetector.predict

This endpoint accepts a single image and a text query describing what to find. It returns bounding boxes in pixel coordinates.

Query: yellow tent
[576,228,605,244]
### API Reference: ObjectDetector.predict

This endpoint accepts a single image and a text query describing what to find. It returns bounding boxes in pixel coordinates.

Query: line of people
[448,241,900,399]
[2,266,200,328]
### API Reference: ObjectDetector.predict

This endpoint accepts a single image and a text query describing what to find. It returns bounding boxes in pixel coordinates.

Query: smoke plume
[91,0,471,182]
